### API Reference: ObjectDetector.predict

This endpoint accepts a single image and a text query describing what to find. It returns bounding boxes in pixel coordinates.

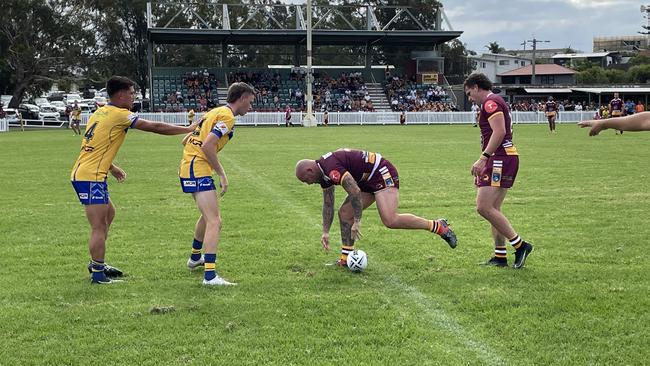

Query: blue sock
[204,253,217,281]
[190,238,203,261]
[90,259,107,282]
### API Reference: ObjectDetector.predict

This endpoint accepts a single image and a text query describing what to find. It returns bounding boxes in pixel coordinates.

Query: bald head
[295,159,321,184]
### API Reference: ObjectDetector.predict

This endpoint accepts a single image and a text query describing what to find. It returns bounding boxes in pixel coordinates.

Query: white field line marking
[223,155,506,365]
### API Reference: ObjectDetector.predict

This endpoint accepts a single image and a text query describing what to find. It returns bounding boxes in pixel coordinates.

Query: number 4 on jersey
[84,122,97,141]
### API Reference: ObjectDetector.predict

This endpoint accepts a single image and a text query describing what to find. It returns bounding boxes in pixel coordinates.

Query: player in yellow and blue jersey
[71,76,197,284]
[179,82,255,286]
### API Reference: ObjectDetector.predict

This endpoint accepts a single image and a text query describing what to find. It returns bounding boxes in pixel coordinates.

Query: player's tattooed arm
[322,186,335,233]
[321,186,335,251]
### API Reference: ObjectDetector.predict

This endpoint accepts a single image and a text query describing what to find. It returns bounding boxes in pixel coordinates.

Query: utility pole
[526,38,550,84]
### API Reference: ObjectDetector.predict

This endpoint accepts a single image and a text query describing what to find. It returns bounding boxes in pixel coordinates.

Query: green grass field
[1,124,649,365]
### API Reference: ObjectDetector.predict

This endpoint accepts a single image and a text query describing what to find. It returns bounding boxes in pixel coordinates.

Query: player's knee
[338,206,353,222]
[381,215,399,229]
[204,216,222,231]
[476,204,492,218]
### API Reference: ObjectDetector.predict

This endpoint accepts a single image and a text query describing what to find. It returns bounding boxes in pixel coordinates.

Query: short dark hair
[463,73,492,91]
[106,76,136,97]
[226,82,255,103]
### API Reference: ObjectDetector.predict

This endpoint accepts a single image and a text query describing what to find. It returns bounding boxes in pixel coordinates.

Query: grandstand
[146,2,462,114]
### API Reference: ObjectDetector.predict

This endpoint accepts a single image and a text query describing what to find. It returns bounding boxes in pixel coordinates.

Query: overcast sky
[442,0,645,53]
[283,0,646,54]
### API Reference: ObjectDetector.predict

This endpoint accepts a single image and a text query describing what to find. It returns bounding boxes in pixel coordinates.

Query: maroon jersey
[610,98,623,116]
[545,101,557,113]
[479,93,518,156]
[316,149,382,189]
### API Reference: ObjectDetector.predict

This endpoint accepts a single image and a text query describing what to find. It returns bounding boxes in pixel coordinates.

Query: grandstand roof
[498,64,576,76]
[148,29,463,46]
[572,87,650,94]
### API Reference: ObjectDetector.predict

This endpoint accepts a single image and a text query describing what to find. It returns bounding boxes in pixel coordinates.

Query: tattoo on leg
[340,220,354,245]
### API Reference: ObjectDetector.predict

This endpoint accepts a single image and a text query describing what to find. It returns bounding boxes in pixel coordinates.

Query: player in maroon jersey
[295,149,457,267]
[464,73,533,269]
[609,93,624,134]
[544,96,558,133]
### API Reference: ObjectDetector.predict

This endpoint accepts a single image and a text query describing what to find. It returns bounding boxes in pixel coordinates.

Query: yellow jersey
[71,108,81,119]
[179,105,235,178]
[70,104,139,181]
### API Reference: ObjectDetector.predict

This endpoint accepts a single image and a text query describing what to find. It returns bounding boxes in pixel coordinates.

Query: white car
[94,96,107,106]
[50,101,67,117]
[65,93,83,104]
[2,107,19,124]
[33,97,50,107]
[38,105,60,120]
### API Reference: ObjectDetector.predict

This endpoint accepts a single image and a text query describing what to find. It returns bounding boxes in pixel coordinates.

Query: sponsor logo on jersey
[485,100,498,114]
[328,170,341,183]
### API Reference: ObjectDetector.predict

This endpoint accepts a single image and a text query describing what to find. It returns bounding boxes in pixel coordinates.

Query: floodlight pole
[302,0,316,127]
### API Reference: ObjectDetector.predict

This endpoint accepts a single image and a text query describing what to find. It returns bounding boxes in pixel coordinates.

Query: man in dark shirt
[296,149,457,267]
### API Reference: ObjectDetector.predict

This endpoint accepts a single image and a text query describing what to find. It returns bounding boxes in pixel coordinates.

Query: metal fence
[8,111,596,128]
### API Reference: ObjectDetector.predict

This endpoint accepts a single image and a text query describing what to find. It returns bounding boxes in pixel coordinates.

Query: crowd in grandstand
[384,73,456,112]
[157,70,218,112]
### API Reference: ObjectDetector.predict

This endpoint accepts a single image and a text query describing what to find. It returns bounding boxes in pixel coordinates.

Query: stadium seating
[152,69,219,112]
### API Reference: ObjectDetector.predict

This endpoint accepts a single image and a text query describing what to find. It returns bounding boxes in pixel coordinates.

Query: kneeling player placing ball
[295,148,457,269]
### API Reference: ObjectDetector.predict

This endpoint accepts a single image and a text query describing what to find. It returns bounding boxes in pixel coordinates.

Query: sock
[494,245,507,260]
[90,259,107,282]
[190,238,203,261]
[340,245,354,262]
[509,235,523,250]
[204,253,217,281]
[428,220,446,235]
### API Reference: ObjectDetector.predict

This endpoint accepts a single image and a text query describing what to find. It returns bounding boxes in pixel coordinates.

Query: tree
[485,41,505,54]
[1,0,93,107]
[629,64,650,83]
[628,55,650,66]
[577,67,608,84]
[75,0,150,94]
[441,39,475,82]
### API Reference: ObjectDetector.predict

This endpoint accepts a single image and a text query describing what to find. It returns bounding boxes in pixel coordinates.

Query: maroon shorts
[475,155,519,189]
[359,159,400,193]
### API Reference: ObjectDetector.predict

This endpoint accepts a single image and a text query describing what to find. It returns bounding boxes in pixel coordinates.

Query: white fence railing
[0,118,8,132]
[8,111,597,128]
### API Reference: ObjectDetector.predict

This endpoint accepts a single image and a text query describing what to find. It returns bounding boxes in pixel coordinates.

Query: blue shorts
[180,176,216,193]
[71,181,109,205]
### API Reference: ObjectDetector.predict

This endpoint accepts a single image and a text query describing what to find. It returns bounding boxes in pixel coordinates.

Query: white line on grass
[222,154,506,365]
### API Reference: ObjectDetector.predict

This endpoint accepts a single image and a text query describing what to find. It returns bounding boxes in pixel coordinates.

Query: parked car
[18,103,40,120]
[33,97,50,107]
[94,96,107,107]
[50,101,67,117]
[81,99,98,112]
[38,105,60,120]
[64,93,82,104]
[47,91,66,102]
[3,107,19,124]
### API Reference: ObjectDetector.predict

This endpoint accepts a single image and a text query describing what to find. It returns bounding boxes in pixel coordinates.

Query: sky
[441,0,645,53]
[282,0,647,54]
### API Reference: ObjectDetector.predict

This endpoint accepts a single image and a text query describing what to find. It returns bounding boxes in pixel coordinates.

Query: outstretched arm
[578,112,650,136]
[133,119,198,135]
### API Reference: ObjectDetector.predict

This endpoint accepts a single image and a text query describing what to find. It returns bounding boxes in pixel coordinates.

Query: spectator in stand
[625,100,635,116]
[636,101,645,114]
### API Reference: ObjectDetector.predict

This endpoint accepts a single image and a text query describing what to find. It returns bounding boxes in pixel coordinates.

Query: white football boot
[187,255,205,271]
[202,275,237,286]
